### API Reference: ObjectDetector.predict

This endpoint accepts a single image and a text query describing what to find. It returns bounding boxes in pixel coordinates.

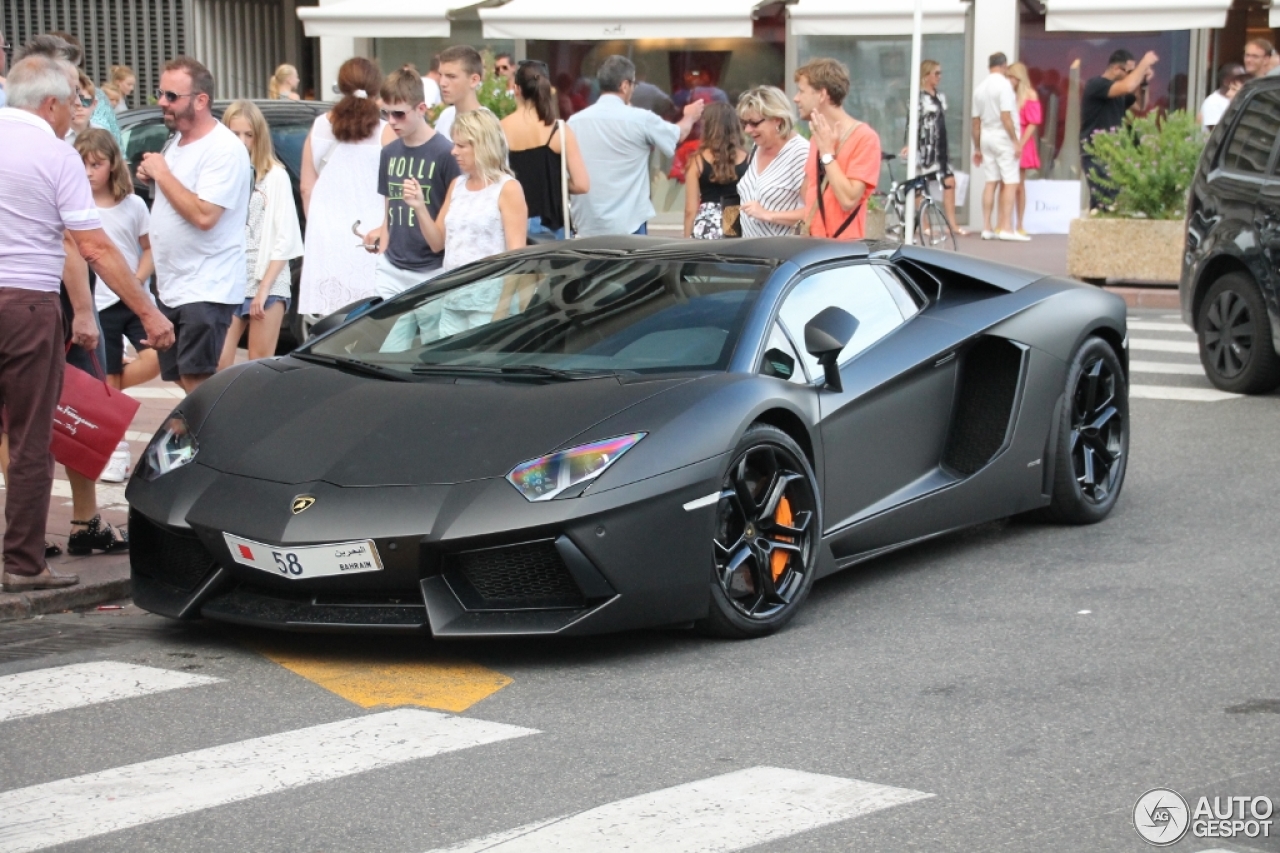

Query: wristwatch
[820,153,836,166]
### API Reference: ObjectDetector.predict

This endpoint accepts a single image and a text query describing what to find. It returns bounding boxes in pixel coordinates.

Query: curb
[0,578,131,622]
[1103,286,1181,310]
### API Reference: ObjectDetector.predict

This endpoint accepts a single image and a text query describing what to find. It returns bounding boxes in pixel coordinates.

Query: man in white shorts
[970,52,1027,242]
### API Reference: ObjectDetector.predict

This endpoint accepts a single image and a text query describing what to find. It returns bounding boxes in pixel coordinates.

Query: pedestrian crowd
[1,26,1275,593]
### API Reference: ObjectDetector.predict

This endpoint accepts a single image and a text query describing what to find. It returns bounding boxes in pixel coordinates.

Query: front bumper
[127,457,726,636]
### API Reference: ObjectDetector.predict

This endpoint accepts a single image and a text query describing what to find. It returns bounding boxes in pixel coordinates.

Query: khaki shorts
[980,132,1021,184]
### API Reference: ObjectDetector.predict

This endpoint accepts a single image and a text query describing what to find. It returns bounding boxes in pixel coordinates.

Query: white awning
[1044,0,1231,32]
[1271,3,1279,28]
[479,0,760,40]
[297,0,455,38]
[787,0,968,36]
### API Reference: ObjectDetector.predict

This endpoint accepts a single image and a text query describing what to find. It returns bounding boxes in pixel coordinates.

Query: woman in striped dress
[735,86,809,238]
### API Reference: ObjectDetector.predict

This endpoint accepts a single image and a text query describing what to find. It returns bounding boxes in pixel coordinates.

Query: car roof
[520,235,879,267]
[117,99,328,128]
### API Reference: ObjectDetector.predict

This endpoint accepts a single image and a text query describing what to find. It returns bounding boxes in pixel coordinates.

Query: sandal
[45,540,63,558]
[67,515,129,556]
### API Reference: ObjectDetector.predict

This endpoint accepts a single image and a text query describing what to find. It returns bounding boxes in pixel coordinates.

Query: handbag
[51,349,141,481]
[558,119,572,239]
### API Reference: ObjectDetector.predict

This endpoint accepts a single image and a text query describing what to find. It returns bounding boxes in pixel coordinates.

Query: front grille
[129,510,219,593]
[446,541,585,611]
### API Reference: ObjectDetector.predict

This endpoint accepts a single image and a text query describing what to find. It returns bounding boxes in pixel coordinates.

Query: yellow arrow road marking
[254,645,512,713]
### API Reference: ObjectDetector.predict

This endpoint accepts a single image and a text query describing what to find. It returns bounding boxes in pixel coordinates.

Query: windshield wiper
[409,363,607,381]
[292,351,409,381]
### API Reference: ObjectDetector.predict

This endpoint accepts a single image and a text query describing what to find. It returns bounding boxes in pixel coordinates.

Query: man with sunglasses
[136,56,250,395]
[361,67,459,299]
[495,53,516,95]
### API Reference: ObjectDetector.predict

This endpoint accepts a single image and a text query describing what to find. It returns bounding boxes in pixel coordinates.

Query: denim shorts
[234,295,290,319]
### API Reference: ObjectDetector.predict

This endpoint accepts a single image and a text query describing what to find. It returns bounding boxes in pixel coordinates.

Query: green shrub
[1082,110,1204,220]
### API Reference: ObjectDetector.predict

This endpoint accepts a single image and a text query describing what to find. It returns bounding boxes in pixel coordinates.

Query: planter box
[865,208,886,241]
[1067,217,1184,283]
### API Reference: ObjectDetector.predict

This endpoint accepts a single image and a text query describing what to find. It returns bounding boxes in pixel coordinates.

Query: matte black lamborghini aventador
[127,237,1129,638]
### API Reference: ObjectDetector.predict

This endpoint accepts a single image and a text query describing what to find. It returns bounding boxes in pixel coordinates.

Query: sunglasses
[742,118,769,129]
[154,88,193,104]
[496,64,512,73]
[75,91,95,108]
[380,108,411,121]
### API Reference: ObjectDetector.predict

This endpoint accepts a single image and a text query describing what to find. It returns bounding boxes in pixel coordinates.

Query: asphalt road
[1,308,1277,853]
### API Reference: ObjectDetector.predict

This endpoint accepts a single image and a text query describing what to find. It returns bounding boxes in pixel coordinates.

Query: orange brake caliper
[770,496,794,582]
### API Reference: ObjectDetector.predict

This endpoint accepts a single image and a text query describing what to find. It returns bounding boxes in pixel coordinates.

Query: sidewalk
[0,380,182,621]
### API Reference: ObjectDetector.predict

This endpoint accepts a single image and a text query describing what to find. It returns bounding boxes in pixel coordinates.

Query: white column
[967,0,1020,229]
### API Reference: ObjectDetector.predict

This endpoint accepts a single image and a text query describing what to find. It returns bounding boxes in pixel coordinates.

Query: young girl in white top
[402,109,527,335]
[218,100,304,368]
[74,129,157,392]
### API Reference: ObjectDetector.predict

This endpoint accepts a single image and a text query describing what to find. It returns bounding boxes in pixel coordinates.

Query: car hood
[192,361,693,487]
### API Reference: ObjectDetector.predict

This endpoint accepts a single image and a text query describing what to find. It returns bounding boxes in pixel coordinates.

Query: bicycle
[877,154,956,250]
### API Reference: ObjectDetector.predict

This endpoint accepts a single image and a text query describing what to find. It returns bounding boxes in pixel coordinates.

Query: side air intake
[942,337,1025,476]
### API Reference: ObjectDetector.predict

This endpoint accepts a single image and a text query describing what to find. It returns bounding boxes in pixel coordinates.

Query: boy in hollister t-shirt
[361,66,460,299]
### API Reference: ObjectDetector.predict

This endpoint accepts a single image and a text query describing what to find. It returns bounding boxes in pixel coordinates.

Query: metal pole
[904,0,924,244]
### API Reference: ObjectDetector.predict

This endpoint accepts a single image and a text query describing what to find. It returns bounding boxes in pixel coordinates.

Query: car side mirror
[307,296,383,340]
[804,306,859,392]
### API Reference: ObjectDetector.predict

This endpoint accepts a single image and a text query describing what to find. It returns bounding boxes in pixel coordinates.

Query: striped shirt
[0,108,102,293]
[738,134,809,238]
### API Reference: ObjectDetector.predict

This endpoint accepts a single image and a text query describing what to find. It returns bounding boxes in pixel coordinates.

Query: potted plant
[1067,110,1203,283]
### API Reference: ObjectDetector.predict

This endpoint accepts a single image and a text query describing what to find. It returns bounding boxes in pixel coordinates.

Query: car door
[1208,89,1280,284]
[777,262,956,536]
[1257,126,1280,322]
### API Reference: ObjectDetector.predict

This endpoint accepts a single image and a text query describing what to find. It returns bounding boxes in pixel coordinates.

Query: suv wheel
[1197,273,1280,394]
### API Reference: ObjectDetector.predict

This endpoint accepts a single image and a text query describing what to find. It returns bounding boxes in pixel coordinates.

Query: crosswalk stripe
[1130,338,1198,354]
[1128,321,1192,333]
[422,766,932,853]
[0,708,537,853]
[1131,385,1242,402]
[0,662,220,725]
[1129,360,1204,376]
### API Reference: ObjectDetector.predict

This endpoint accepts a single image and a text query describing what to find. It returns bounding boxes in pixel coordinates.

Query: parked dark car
[1182,75,1280,394]
[118,99,330,349]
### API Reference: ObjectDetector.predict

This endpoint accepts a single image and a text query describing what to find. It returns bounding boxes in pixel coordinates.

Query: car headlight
[506,433,645,501]
[137,414,198,481]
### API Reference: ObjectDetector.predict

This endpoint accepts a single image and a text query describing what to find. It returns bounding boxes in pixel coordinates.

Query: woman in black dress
[683,103,749,239]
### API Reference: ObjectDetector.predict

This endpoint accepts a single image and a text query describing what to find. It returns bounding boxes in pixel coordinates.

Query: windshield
[304,254,775,377]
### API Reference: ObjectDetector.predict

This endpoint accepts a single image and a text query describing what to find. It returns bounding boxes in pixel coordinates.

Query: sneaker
[981,230,995,240]
[100,441,131,483]
[997,230,1031,242]
[2,565,79,592]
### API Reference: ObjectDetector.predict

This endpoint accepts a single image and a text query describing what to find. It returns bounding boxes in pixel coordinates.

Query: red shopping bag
[51,352,141,481]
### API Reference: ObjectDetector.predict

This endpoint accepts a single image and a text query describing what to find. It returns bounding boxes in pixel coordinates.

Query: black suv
[1182,75,1280,395]
[118,99,330,348]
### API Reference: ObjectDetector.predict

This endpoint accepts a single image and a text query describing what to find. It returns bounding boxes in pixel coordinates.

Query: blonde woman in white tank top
[401,110,527,335]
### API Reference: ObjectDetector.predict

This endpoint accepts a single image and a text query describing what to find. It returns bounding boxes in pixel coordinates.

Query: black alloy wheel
[1043,337,1129,524]
[698,425,820,639]
[1197,273,1280,394]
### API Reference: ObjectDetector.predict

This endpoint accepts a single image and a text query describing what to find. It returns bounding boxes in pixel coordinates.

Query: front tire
[1197,273,1280,394]
[697,425,821,639]
[1043,336,1129,524]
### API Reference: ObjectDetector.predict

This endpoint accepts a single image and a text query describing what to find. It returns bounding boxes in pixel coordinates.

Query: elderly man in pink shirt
[0,55,173,592]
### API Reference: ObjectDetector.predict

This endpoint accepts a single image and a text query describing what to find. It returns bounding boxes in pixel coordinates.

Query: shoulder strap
[559,119,572,238]
[815,123,863,239]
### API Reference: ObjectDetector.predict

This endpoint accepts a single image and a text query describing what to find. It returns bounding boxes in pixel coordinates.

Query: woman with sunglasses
[500,60,589,240]
[902,60,966,237]
[735,86,808,237]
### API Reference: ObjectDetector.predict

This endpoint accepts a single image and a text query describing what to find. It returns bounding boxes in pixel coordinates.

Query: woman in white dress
[298,57,394,317]
[402,110,527,335]
[734,86,810,238]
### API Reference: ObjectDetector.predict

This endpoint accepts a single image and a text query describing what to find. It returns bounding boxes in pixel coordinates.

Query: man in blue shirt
[568,56,703,237]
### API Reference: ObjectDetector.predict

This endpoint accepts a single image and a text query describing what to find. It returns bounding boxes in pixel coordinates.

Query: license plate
[223,534,383,580]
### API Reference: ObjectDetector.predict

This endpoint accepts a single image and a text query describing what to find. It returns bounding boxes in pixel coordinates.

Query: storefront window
[795,34,966,190]
[374,19,514,84]
[1019,15,1190,161]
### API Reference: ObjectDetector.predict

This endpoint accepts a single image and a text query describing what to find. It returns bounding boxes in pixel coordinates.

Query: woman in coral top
[1008,62,1041,237]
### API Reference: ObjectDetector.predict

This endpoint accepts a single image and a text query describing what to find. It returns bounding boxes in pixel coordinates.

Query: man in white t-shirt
[433,44,485,142]
[137,56,250,394]
[421,54,442,109]
[970,52,1026,241]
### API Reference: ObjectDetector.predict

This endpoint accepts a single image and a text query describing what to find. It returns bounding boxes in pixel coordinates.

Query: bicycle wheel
[882,197,904,243]
[914,200,955,250]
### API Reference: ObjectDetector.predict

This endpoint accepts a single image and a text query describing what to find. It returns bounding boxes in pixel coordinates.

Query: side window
[777,264,908,380]
[759,323,808,384]
[122,121,173,167]
[1222,90,1280,176]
